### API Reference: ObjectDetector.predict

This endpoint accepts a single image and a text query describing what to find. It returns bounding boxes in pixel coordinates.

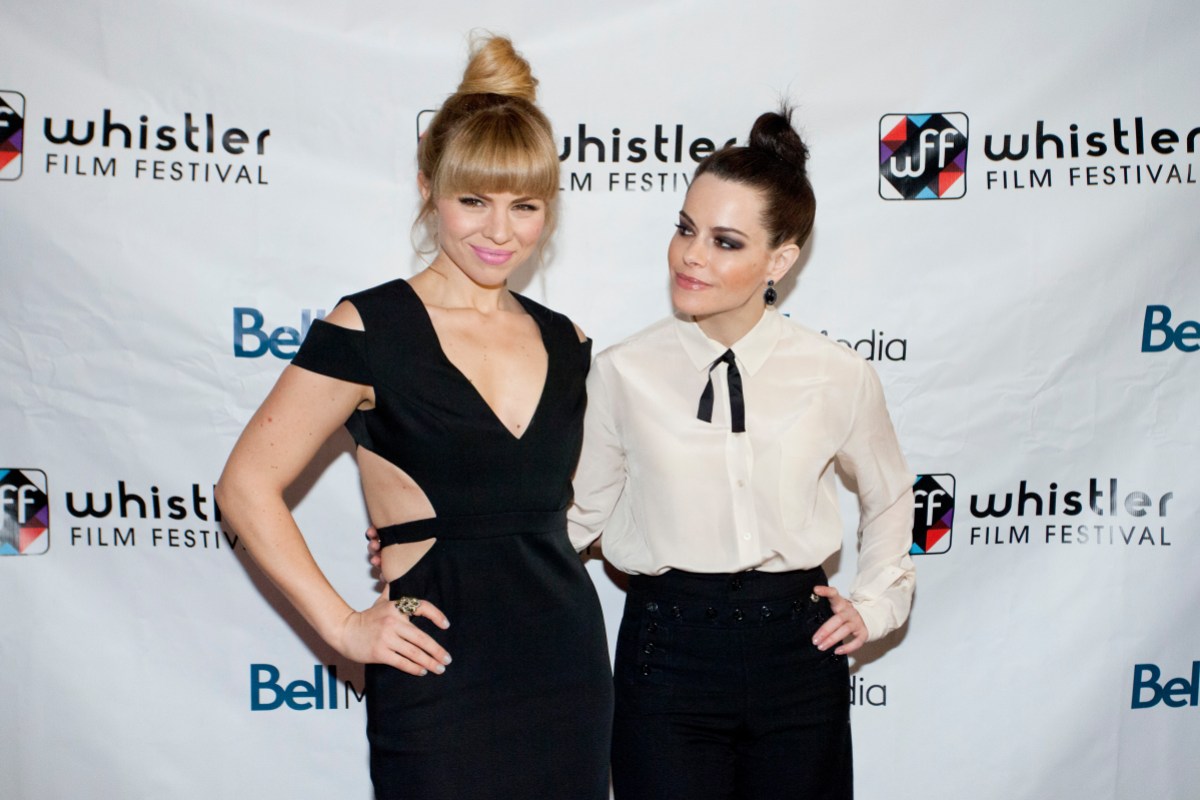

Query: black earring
[763,279,777,306]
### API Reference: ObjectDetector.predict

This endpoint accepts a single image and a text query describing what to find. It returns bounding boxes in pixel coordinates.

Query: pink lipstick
[471,245,514,265]
[674,272,709,290]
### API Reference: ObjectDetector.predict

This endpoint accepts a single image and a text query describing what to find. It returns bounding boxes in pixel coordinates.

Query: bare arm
[216,304,451,675]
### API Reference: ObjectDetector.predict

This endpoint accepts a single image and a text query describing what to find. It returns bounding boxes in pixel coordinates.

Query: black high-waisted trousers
[612,568,853,800]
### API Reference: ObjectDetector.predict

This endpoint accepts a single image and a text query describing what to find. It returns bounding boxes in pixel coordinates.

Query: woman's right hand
[338,590,452,676]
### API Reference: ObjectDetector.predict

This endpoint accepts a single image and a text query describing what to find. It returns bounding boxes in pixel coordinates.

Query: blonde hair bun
[456,34,538,103]
[413,34,560,254]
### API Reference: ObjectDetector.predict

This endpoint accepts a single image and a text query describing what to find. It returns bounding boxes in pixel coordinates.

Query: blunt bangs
[434,109,559,203]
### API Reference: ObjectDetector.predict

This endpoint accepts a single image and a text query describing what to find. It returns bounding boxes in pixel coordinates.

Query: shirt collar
[673,308,783,376]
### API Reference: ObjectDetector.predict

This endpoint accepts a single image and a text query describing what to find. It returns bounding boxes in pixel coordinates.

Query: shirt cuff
[850,566,915,641]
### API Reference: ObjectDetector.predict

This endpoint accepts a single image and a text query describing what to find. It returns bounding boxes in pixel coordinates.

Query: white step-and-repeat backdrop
[3,2,1197,798]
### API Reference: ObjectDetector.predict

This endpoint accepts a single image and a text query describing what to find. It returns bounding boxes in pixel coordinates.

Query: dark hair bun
[748,108,809,174]
[694,105,816,248]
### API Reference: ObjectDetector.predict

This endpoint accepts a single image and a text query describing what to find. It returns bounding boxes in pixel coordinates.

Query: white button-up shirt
[568,309,916,640]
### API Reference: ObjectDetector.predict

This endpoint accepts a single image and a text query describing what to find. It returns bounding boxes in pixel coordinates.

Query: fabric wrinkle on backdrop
[1,2,1197,799]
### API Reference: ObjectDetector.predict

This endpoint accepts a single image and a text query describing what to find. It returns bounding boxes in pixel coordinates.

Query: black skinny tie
[696,349,745,433]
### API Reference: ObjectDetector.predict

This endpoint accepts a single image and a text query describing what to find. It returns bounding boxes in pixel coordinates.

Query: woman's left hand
[366,525,382,569]
[811,585,867,656]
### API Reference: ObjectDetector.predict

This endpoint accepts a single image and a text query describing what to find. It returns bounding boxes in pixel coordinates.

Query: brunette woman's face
[668,174,794,328]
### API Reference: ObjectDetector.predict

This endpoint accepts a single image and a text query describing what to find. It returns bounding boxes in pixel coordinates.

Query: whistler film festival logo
[1,468,50,555]
[911,474,954,555]
[879,113,968,200]
[417,110,737,194]
[0,91,25,180]
[39,104,270,186]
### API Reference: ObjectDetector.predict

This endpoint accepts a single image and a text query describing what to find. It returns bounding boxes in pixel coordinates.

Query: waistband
[377,508,567,545]
[627,567,827,605]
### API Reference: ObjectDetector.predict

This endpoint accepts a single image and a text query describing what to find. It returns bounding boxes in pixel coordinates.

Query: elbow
[214,467,251,529]
[213,475,235,529]
[213,479,230,521]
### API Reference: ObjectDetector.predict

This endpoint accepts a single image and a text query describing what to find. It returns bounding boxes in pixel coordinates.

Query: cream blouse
[568,308,916,641]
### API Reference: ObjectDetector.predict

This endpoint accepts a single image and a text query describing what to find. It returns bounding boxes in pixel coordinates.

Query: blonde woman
[217,36,612,800]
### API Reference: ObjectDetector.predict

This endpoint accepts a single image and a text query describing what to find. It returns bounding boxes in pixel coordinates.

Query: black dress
[291,279,612,800]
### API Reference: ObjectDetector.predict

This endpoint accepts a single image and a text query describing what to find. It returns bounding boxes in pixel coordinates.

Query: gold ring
[394,596,421,616]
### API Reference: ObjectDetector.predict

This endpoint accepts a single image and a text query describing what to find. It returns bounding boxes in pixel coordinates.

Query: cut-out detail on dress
[291,278,611,799]
[357,448,437,582]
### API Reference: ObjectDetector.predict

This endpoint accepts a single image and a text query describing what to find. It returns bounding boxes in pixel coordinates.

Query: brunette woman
[570,108,915,800]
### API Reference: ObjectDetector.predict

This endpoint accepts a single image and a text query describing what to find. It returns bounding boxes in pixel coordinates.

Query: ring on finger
[394,596,421,616]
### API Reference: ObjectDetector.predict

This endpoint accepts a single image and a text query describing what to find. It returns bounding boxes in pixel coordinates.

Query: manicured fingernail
[443,655,453,665]
[419,668,428,676]
[434,665,445,674]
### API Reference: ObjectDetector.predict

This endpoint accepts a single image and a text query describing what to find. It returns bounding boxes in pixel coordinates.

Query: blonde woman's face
[431,190,547,287]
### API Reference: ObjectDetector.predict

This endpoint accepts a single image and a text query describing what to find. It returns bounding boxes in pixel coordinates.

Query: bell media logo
[0,91,25,180]
[1,468,50,555]
[911,473,954,555]
[880,113,968,200]
[1131,661,1199,709]
[1142,305,1199,353]
[232,306,326,359]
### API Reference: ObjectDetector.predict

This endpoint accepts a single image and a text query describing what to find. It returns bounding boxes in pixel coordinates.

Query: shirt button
[736,479,746,488]
[732,608,744,622]
[760,605,773,619]
[641,665,652,676]
[810,593,820,604]
[645,601,659,613]
[729,577,742,591]
[643,643,656,655]
[671,605,682,619]
[742,533,751,540]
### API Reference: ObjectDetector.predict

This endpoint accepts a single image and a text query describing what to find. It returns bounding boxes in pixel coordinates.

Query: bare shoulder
[323,299,364,331]
[572,321,588,343]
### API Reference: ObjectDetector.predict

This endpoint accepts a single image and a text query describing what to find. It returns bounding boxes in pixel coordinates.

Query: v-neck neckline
[401,280,549,441]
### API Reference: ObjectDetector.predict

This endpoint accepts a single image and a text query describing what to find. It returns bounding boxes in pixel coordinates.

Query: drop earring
[763,279,777,306]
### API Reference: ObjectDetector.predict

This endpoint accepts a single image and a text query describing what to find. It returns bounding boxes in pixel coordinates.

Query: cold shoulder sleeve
[290,318,371,385]
[580,337,594,374]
